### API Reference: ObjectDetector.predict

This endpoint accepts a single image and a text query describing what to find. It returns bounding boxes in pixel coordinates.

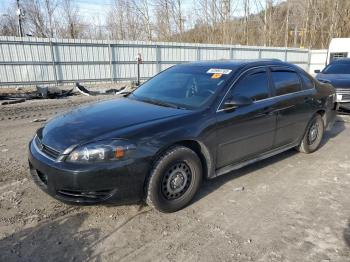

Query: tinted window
[271,71,301,95]
[323,64,350,74]
[330,52,348,62]
[301,74,315,89]
[231,71,269,101]
[132,65,233,109]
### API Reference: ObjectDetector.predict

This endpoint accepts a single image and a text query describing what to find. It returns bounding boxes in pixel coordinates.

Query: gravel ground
[0,94,349,262]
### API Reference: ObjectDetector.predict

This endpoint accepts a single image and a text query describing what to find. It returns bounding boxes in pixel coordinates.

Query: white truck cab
[327,38,350,65]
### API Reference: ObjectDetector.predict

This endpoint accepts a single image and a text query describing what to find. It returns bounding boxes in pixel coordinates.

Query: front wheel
[297,114,324,154]
[146,146,202,213]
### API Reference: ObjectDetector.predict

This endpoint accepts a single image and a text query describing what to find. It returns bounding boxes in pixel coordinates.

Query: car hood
[316,73,350,88]
[40,98,188,152]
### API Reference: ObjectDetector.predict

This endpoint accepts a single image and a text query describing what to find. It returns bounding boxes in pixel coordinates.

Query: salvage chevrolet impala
[28,60,336,212]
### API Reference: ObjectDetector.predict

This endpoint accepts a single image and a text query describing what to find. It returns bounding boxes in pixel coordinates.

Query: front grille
[342,94,350,100]
[336,88,350,93]
[35,136,61,160]
[42,144,60,159]
[57,189,115,202]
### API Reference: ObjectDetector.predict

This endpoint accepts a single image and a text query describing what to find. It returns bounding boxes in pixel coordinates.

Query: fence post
[49,39,58,85]
[230,47,234,59]
[108,41,114,82]
[258,48,262,59]
[156,45,161,73]
[197,47,201,61]
[284,48,288,62]
[307,49,312,72]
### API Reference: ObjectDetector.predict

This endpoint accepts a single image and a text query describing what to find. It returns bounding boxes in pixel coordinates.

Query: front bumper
[28,139,149,204]
[335,89,350,103]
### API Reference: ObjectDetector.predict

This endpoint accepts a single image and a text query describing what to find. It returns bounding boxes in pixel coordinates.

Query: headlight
[66,140,136,163]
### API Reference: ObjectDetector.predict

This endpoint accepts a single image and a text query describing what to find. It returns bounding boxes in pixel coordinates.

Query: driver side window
[231,70,270,101]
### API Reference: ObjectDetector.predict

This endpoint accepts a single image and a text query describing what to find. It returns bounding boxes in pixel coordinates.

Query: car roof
[178,59,292,71]
[329,58,350,64]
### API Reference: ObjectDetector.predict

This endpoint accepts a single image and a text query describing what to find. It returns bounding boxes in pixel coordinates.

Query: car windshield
[131,65,234,109]
[322,63,350,74]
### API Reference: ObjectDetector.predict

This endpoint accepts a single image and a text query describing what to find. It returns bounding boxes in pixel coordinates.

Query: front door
[216,68,277,169]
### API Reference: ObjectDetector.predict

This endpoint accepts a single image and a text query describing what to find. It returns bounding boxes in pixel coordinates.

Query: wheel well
[316,109,326,125]
[153,140,212,179]
[176,140,212,179]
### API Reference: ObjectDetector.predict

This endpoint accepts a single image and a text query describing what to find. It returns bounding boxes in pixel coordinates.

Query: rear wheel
[146,146,202,213]
[297,114,324,153]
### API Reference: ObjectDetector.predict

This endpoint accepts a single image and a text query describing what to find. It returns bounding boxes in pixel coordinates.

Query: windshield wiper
[118,90,133,97]
[138,97,186,110]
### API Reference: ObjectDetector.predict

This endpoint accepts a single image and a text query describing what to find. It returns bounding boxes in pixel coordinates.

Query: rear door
[270,67,315,148]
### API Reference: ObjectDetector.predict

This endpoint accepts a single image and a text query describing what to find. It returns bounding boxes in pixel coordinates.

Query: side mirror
[223,96,253,111]
[314,69,321,74]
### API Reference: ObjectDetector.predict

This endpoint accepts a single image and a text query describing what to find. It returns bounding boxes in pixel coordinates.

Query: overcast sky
[0,0,111,18]
[0,0,193,17]
[0,0,282,26]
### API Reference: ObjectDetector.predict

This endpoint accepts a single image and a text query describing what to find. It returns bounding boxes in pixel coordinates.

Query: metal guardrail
[0,36,313,88]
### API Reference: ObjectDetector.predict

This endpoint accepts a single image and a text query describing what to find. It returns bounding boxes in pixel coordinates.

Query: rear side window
[271,71,301,96]
[231,71,269,101]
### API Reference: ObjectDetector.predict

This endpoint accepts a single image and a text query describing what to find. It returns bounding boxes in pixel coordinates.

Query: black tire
[146,146,202,213]
[297,114,324,154]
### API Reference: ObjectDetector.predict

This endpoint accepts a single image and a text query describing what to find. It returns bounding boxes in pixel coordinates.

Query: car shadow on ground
[318,116,346,149]
[194,119,346,205]
[194,148,297,203]
[0,209,101,262]
[345,220,350,248]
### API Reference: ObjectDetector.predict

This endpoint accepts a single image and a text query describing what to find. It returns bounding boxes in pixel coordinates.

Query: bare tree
[2,0,350,49]
[0,4,18,36]
[23,0,59,37]
[130,0,153,40]
[284,0,290,47]
[243,0,250,45]
[107,0,144,40]
[44,0,57,37]
[23,0,46,37]
[58,0,82,39]
[171,0,184,35]
[154,0,172,40]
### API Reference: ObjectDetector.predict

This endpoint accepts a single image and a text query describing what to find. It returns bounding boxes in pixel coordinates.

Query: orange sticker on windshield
[211,73,222,79]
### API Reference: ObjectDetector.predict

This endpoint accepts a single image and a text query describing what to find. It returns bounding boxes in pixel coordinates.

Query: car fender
[152,138,215,179]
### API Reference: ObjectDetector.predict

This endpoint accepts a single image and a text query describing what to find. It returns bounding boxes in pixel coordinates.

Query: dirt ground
[0,94,349,262]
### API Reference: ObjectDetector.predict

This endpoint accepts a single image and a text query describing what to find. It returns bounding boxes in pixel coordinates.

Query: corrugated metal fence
[309,49,328,74]
[0,36,315,88]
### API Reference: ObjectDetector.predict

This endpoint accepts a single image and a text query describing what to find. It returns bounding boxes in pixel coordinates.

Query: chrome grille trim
[335,88,350,94]
[33,135,61,161]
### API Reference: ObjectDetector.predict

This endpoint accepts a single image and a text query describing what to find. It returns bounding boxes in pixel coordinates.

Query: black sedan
[315,58,350,110]
[29,59,336,212]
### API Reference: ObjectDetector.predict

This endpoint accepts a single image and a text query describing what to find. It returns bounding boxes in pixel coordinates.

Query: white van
[327,38,350,65]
